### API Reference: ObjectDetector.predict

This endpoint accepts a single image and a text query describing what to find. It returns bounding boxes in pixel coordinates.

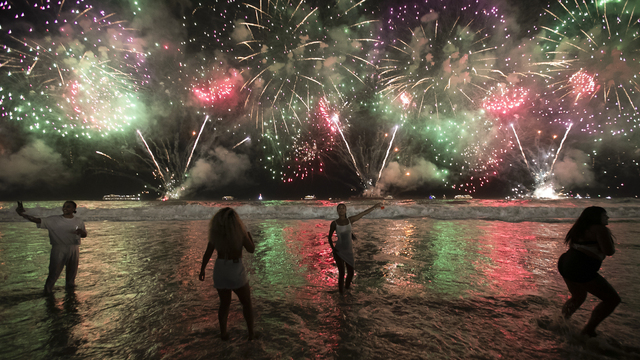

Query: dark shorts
[558,248,602,283]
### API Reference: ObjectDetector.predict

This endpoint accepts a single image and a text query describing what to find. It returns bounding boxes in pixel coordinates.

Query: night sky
[1,0,639,200]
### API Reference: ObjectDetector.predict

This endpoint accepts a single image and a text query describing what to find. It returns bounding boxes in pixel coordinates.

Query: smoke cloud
[366,158,442,196]
[553,149,595,188]
[0,140,72,190]
[183,147,251,190]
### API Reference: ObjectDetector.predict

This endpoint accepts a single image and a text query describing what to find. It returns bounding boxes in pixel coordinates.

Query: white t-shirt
[37,215,86,246]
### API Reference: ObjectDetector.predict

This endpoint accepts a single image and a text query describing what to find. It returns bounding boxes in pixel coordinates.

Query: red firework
[568,70,596,102]
[482,86,529,116]
[192,78,235,104]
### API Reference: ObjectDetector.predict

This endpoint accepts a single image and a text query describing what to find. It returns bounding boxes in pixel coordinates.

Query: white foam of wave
[1,199,640,222]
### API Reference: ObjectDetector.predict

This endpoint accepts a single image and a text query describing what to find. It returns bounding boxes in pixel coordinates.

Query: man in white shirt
[17,200,88,295]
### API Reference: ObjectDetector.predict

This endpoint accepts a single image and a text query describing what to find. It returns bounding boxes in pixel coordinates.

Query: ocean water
[1,199,639,359]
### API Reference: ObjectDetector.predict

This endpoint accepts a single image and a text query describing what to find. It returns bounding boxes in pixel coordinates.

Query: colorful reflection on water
[0,219,638,359]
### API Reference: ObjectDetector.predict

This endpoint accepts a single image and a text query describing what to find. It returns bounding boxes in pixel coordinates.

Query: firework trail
[233,136,251,149]
[135,130,198,200]
[184,116,209,173]
[506,122,576,198]
[137,130,165,183]
[378,125,399,182]
[96,151,115,162]
[547,122,572,178]
[331,112,362,181]
[528,124,574,198]
[511,123,530,171]
[320,96,411,190]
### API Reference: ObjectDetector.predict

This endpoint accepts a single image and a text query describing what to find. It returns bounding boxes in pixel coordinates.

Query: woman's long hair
[209,207,247,257]
[565,206,607,245]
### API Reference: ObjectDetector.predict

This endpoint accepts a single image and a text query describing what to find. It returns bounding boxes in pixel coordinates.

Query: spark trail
[137,130,165,182]
[184,116,209,173]
[96,151,115,161]
[511,124,530,171]
[332,113,363,182]
[548,123,573,179]
[233,137,251,149]
[378,125,399,182]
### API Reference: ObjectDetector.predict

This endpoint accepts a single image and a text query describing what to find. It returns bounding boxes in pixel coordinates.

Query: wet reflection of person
[45,292,83,357]
[328,202,382,294]
[16,201,88,295]
[199,207,256,340]
[557,206,621,337]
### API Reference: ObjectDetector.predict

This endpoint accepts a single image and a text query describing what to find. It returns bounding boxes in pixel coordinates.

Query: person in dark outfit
[558,206,621,337]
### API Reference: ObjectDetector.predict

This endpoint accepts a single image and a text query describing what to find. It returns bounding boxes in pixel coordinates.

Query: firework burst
[507,123,574,198]
[135,116,212,200]
[0,1,149,137]
[536,0,640,135]
[482,85,530,116]
[379,0,510,119]
[282,98,338,182]
[233,0,380,182]
[233,0,327,134]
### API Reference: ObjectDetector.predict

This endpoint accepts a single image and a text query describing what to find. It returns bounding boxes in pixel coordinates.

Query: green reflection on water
[420,221,484,297]
[251,220,307,294]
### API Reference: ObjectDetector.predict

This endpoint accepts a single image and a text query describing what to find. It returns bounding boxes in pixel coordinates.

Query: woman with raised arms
[328,202,382,294]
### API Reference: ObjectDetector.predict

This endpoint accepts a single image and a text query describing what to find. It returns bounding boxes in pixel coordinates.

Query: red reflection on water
[292,222,339,289]
[283,221,344,355]
[477,222,539,295]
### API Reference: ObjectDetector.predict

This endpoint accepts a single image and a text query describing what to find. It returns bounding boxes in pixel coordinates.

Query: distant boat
[453,195,473,200]
[222,196,235,200]
[304,195,316,200]
[103,194,140,201]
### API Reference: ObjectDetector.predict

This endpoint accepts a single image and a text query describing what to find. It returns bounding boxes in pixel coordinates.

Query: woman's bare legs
[216,289,232,340]
[562,279,587,319]
[334,254,345,293]
[345,263,354,290]
[562,275,621,336]
[581,275,621,336]
[233,283,255,340]
[216,283,255,340]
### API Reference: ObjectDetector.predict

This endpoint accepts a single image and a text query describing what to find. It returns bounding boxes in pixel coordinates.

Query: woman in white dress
[328,202,382,293]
